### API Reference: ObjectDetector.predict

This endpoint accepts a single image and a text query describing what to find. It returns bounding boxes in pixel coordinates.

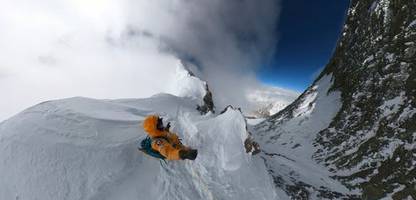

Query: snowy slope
[0,67,284,200]
[253,74,356,199]
[0,95,283,200]
[2,0,413,199]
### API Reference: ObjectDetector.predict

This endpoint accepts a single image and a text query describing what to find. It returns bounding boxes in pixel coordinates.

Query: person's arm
[164,122,171,131]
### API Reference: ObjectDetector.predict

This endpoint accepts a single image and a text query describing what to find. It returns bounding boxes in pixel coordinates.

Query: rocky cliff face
[254,0,416,199]
[315,0,416,198]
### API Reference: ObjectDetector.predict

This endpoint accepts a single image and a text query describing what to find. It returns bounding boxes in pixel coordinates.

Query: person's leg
[151,138,197,160]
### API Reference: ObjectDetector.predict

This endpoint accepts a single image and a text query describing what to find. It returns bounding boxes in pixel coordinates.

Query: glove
[165,122,171,131]
[156,117,164,131]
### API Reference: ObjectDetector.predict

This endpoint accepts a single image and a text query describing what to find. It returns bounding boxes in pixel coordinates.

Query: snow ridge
[0,94,281,199]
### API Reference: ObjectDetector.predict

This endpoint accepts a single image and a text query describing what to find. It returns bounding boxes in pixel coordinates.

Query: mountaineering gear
[141,115,198,160]
[139,137,166,160]
[179,149,198,160]
[151,137,182,160]
[157,117,171,131]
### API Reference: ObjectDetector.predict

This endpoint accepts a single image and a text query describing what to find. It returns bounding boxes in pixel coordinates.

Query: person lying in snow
[140,115,198,160]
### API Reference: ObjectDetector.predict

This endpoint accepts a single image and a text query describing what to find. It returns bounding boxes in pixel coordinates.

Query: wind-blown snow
[0,93,282,199]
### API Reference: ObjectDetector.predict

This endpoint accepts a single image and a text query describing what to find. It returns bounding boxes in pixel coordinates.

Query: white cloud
[0,0,283,121]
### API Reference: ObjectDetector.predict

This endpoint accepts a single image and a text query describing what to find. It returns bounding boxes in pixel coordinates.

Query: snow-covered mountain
[253,74,357,199]
[254,0,416,199]
[246,86,299,118]
[0,0,414,199]
[0,63,286,200]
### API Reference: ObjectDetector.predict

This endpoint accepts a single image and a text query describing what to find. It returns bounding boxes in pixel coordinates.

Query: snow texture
[0,95,282,199]
[167,61,207,105]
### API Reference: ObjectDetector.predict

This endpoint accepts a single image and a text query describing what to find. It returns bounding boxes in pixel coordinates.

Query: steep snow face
[0,94,281,200]
[256,74,342,155]
[253,74,354,199]
[167,60,214,114]
[168,61,207,104]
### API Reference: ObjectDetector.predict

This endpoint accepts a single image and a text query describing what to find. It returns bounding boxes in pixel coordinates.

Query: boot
[179,149,198,160]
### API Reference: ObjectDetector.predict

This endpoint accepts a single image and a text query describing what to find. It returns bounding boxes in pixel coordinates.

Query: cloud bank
[0,0,281,121]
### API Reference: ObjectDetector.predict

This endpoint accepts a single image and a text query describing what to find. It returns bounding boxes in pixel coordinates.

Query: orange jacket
[143,115,185,160]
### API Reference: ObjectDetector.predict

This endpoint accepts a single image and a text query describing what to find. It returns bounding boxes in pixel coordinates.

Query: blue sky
[258,0,350,92]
